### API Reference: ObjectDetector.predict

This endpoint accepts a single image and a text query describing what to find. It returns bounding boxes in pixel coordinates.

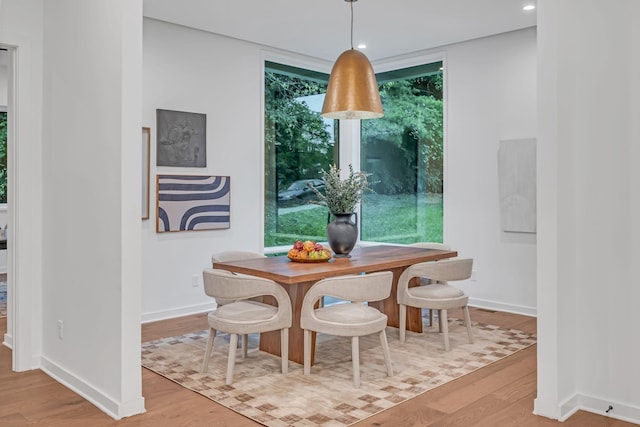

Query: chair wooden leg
[399,304,407,342]
[241,334,248,359]
[429,309,434,327]
[280,328,289,374]
[303,329,311,376]
[351,336,360,387]
[437,309,443,332]
[463,305,474,344]
[201,328,217,373]
[226,333,238,385]
[379,329,393,377]
[440,309,450,351]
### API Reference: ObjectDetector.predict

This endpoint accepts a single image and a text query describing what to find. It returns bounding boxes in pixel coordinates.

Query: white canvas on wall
[498,138,536,233]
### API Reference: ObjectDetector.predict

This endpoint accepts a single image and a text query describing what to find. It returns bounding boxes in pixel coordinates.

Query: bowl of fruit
[287,240,332,263]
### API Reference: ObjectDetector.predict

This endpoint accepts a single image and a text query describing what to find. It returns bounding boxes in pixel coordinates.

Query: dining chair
[212,250,266,263]
[300,271,394,387]
[397,258,474,351]
[408,242,452,326]
[201,268,292,385]
[211,250,267,301]
[211,250,267,354]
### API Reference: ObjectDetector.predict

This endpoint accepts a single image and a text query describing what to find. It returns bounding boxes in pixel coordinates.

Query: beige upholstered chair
[210,250,267,355]
[300,271,394,387]
[397,258,474,351]
[408,242,452,325]
[201,268,292,385]
[212,250,266,264]
[211,250,266,306]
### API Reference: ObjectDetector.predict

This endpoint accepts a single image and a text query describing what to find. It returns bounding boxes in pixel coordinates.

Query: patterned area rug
[142,318,536,426]
[0,281,6,318]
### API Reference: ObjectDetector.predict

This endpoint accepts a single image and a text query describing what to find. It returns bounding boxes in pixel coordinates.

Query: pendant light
[321,0,383,119]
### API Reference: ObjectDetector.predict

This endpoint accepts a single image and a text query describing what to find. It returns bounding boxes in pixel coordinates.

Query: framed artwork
[142,127,151,220]
[498,138,536,233]
[156,109,207,167]
[156,174,230,233]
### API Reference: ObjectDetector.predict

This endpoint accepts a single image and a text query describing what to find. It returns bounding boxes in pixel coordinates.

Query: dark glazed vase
[326,212,358,258]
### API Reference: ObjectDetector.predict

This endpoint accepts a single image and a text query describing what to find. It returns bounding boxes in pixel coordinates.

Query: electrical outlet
[57,320,63,339]
[192,274,199,287]
[471,270,478,281]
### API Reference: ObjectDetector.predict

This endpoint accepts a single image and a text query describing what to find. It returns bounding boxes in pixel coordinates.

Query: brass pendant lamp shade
[321,0,383,120]
[321,49,383,119]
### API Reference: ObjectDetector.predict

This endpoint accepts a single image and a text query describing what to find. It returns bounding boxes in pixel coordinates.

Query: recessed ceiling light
[357,43,367,49]
[521,0,536,11]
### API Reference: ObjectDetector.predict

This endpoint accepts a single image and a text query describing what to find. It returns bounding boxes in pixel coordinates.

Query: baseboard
[558,392,640,424]
[141,301,216,324]
[3,331,12,349]
[40,355,146,420]
[533,396,561,420]
[468,297,537,317]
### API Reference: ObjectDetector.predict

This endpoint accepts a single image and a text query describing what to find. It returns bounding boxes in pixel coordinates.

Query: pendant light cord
[350,0,354,49]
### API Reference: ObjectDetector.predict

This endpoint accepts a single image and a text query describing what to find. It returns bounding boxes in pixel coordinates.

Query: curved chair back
[302,271,393,311]
[398,258,473,304]
[211,250,266,264]
[209,251,266,305]
[203,268,291,322]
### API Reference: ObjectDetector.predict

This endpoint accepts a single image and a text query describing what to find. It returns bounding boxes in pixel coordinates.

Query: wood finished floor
[0,308,635,426]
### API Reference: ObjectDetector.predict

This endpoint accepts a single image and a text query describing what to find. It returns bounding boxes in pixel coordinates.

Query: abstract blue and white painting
[156,175,230,232]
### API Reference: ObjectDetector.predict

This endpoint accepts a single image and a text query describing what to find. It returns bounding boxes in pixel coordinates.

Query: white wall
[444,28,538,315]
[40,0,144,419]
[0,50,7,106]
[536,0,640,423]
[141,21,538,321]
[142,19,269,321]
[0,49,7,106]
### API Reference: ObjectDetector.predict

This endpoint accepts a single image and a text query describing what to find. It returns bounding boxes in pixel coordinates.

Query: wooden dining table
[212,244,457,365]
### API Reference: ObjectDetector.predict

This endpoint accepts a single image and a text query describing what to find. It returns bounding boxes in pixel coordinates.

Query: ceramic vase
[326,212,358,258]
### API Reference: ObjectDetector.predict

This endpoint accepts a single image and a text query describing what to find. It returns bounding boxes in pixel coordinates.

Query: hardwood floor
[0,308,635,426]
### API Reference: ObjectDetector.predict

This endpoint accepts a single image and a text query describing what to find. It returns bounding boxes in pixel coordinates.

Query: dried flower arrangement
[310,164,371,213]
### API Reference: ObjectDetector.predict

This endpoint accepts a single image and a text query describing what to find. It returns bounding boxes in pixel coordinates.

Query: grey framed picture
[156,109,206,167]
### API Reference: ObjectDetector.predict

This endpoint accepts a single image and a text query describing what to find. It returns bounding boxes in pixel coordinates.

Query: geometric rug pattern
[142,318,536,427]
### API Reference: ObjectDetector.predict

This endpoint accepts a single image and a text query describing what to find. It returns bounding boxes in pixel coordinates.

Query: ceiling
[143,0,537,63]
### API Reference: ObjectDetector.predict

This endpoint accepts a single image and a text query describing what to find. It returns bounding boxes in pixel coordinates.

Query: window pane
[360,62,444,244]
[264,62,337,247]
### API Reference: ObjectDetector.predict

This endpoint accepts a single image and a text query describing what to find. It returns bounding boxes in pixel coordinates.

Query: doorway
[0,45,15,364]
[0,48,8,323]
